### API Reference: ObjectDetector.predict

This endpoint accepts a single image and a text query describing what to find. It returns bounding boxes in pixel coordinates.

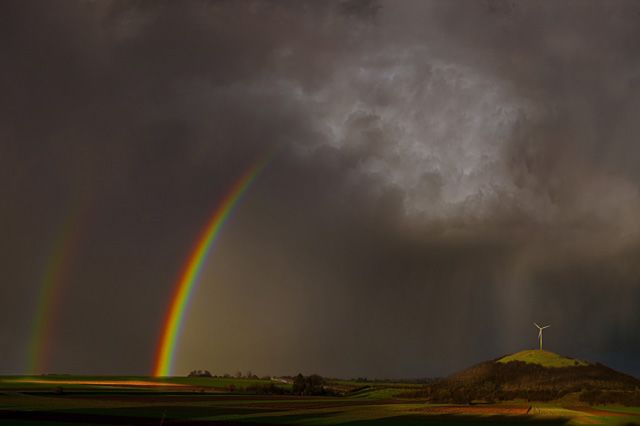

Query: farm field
[1,376,640,425]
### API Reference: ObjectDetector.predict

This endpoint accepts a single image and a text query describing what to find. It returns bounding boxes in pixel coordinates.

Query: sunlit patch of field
[525,404,638,425]
[8,378,187,387]
[0,375,284,392]
[528,406,593,424]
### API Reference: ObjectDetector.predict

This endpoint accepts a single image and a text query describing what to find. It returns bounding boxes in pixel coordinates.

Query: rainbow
[27,209,84,374]
[154,156,271,377]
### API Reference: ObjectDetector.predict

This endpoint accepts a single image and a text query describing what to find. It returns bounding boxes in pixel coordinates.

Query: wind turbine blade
[542,325,550,329]
[534,322,541,328]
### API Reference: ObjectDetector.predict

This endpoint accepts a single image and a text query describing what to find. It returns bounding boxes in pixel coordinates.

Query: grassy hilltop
[498,350,589,368]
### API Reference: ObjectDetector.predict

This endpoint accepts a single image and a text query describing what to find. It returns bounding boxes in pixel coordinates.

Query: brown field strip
[417,405,530,415]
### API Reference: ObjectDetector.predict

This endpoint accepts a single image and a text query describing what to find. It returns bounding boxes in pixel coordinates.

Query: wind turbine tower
[534,323,550,350]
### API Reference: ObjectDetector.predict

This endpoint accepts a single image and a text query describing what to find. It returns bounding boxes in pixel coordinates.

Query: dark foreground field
[1,376,639,425]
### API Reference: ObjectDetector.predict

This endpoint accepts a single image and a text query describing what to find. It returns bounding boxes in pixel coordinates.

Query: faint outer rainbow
[154,155,272,377]
[27,207,85,374]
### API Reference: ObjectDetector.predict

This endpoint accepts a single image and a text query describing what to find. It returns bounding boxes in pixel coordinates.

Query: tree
[188,369,212,377]
[292,373,326,395]
[292,374,305,395]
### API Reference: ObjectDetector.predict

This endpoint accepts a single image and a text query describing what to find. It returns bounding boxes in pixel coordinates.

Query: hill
[412,350,640,405]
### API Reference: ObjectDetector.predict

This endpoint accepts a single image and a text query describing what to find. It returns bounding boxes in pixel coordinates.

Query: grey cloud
[1,0,640,377]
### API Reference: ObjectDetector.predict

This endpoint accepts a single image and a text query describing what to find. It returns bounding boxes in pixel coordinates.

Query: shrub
[292,374,329,396]
[188,369,212,377]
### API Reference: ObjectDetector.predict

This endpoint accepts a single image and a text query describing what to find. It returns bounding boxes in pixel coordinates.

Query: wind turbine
[534,323,550,351]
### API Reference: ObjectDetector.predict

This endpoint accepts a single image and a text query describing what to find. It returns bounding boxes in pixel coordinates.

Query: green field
[497,350,589,368]
[1,375,639,425]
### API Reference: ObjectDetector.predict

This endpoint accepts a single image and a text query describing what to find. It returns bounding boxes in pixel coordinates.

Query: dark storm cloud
[2,1,640,377]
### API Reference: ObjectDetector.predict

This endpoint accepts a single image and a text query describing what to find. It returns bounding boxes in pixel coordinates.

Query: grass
[1,375,639,425]
[497,350,589,368]
[596,405,640,414]
[327,379,423,399]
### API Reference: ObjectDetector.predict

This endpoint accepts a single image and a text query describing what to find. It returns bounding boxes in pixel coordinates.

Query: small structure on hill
[534,322,550,350]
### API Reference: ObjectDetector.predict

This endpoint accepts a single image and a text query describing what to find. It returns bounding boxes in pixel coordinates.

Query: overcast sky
[2,0,640,378]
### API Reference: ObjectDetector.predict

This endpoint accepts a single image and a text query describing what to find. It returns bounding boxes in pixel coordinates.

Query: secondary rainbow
[27,207,85,374]
[154,156,271,377]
